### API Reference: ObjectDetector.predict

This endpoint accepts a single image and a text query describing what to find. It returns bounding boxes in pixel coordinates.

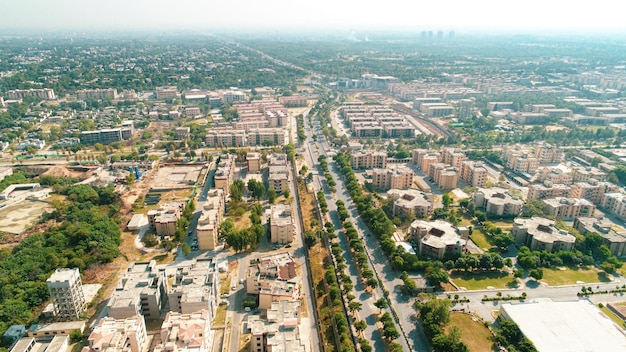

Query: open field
[470,229,494,250]
[450,270,517,290]
[152,165,203,190]
[446,312,495,352]
[541,266,611,286]
[0,199,53,236]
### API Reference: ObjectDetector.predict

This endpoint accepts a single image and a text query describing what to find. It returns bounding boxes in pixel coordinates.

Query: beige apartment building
[387,189,433,219]
[601,193,626,219]
[174,126,190,140]
[511,217,576,252]
[214,154,235,193]
[205,129,246,147]
[167,259,218,319]
[372,167,414,190]
[473,187,524,216]
[83,315,148,352]
[460,161,488,187]
[197,190,224,251]
[154,310,213,352]
[410,220,467,260]
[351,151,388,169]
[570,181,619,204]
[247,152,262,173]
[527,183,572,201]
[247,300,308,352]
[107,261,167,321]
[46,268,87,321]
[543,197,596,220]
[574,217,626,257]
[270,204,294,244]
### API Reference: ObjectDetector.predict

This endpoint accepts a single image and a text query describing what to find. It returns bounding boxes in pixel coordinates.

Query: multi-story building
[205,129,246,147]
[147,202,184,238]
[574,217,626,257]
[442,148,467,168]
[214,154,235,193]
[460,161,488,187]
[279,95,308,107]
[543,197,596,220]
[107,261,167,320]
[371,168,414,190]
[154,310,213,352]
[174,127,190,140]
[84,315,148,352]
[245,253,299,309]
[223,90,247,104]
[46,268,87,321]
[167,259,218,319]
[268,153,290,194]
[410,219,467,260]
[196,190,224,251]
[247,300,308,352]
[76,88,118,100]
[79,127,133,145]
[247,128,288,146]
[156,86,179,99]
[351,151,387,169]
[435,167,459,190]
[473,187,524,216]
[536,167,573,185]
[185,107,201,117]
[387,189,433,219]
[510,217,576,252]
[601,193,626,219]
[247,152,262,173]
[527,183,572,201]
[570,181,619,204]
[270,204,294,244]
[7,88,56,100]
[571,166,607,182]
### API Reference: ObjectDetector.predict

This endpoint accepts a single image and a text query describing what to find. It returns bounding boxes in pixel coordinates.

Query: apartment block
[570,181,619,204]
[351,151,387,169]
[156,86,179,99]
[214,154,235,193]
[245,253,299,309]
[574,217,626,257]
[460,161,488,187]
[542,197,596,220]
[167,259,218,319]
[46,268,87,321]
[410,219,467,260]
[197,190,225,251]
[247,300,308,352]
[511,217,576,252]
[387,189,433,219]
[279,95,308,107]
[205,129,246,147]
[76,88,117,100]
[571,166,607,182]
[174,127,190,140]
[601,193,626,219]
[270,204,294,244]
[372,167,414,190]
[247,152,262,173]
[527,183,572,201]
[473,187,524,216]
[7,88,55,100]
[268,153,290,193]
[147,202,184,238]
[536,167,573,185]
[442,148,467,168]
[222,90,247,104]
[83,315,148,352]
[154,310,213,352]
[107,261,167,321]
[12,335,69,352]
[247,128,288,146]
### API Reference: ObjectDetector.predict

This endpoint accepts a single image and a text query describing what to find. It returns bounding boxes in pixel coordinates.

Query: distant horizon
[3,0,626,35]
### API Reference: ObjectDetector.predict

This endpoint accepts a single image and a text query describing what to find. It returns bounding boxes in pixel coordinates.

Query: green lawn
[491,220,514,229]
[470,229,494,250]
[446,313,495,352]
[212,302,228,325]
[450,270,517,290]
[541,266,611,286]
[601,306,626,327]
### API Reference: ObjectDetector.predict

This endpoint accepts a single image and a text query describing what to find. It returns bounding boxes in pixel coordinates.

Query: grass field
[213,302,227,325]
[450,270,517,290]
[470,229,494,250]
[446,313,494,352]
[541,266,611,286]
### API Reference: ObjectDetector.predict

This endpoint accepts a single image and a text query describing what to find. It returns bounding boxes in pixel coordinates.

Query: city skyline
[2,0,626,33]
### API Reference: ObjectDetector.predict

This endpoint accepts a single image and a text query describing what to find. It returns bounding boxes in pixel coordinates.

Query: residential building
[214,154,235,192]
[570,181,619,204]
[7,88,55,100]
[156,86,179,99]
[442,148,466,168]
[223,90,247,104]
[27,321,86,338]
[387,189,433,219]
[270,204,294,244]
[46,268,87,321]
[410,219,467,260]
[154,310,213,352]
[543,197,596,220]
[371,168,414,190]
[247,128,287,146]
[574,217,626,256]
[536,167,573,185]
[245,253,299,309]
[107,261,167,320]
[83,315,148,352]
[510,216,576,252]
[185,107,201,117]
[268,153,290,193]
[460,161,488,187]
[571,166,607,182]
[205,129,246,147]
[473,187,524,216]
[279,95,308,107]
[197,190,224,251]
[12,335,69,352]
[527,183,572,201]
[601,193,626,219]
[247,300,308,352]
[76,88,117,100]
[79,127,132,145]
[351,151,387,169]
[147,202,184,238]
[174,127,190,140]
[247,152,262,173]
[167,259,218,318]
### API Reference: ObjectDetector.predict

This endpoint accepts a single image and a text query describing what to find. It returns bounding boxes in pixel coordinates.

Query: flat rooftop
[152,165,203,190]
[501,300,626,352]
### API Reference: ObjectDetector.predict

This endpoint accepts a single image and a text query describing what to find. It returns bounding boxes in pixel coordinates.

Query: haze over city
[2,0,626,33]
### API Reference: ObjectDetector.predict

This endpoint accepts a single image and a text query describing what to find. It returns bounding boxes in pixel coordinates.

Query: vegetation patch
[450,270,516,290]
[541,266,610,286]
[445,313,495,352]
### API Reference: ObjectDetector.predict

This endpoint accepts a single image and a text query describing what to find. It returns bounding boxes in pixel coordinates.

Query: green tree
[267,188,277,204]
[374,298,388,314]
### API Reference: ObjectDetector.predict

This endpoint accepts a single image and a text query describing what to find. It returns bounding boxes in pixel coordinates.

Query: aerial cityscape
[2,2,626,352]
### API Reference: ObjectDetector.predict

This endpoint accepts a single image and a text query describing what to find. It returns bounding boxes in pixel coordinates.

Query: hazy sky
[2,0,626,32]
